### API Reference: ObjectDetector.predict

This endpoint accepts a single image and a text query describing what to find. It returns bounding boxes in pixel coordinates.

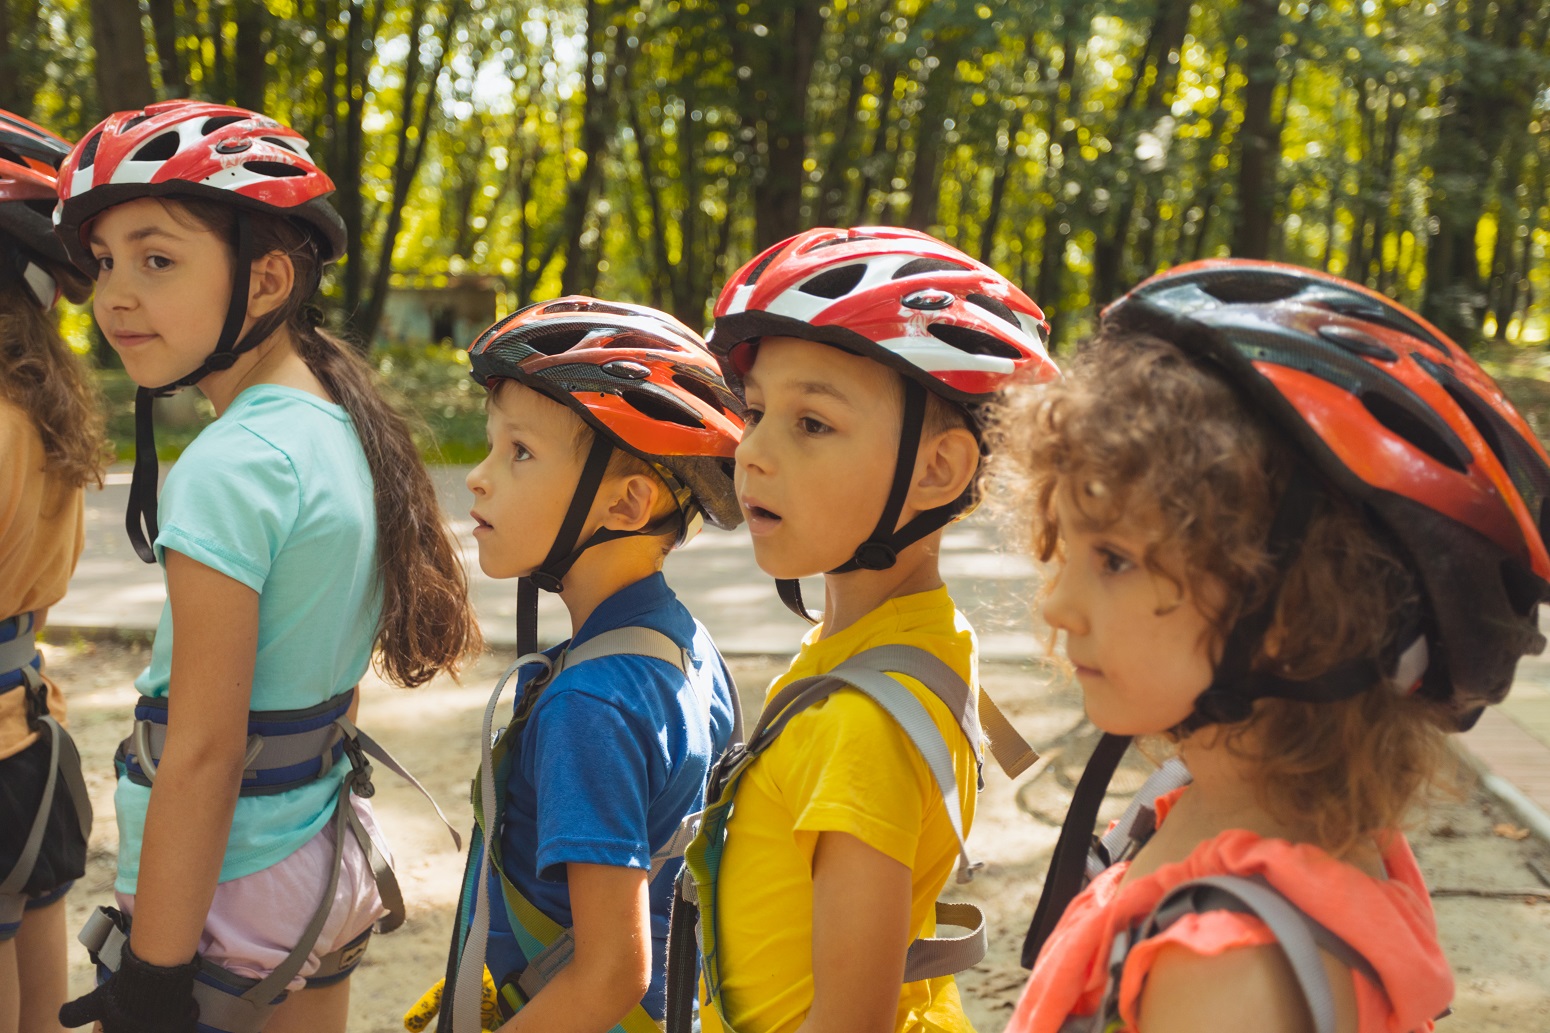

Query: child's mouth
[743,500,782,534]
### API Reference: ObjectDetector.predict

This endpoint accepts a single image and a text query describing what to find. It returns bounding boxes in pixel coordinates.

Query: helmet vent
[1360,391,1469,473]
[1439,377,1550,520]
[807,234,878,252]
[263,136,300,154]
[121,114,152,132]
[544,299,636,317]
[894,257,966,279]
[742,244,787,286]
[201,115,248,136]
[243,160,307,178]
[1195,268,1306,302]
[799,264,866,299]
[131,132,180,162]
[621,388,704,428]
[1321,296,1452,356]
[928,323,1022,360]
[512,324,593,355]
[966,292,1018,325]
[671,372,733,415]
[77,131,102,169]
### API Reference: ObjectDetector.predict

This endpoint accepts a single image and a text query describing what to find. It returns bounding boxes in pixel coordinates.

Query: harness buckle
[341,732,376,798]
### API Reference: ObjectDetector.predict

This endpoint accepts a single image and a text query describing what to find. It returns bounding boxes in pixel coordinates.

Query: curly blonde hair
[0,278,107,488]
[986,330,1452,856]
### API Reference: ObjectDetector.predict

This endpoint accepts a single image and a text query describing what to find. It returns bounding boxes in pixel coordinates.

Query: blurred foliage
[11,0,1550,369]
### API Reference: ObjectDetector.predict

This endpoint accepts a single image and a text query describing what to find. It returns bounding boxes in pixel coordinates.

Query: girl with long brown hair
[51,101,479,1033]
[0,109,103,1033]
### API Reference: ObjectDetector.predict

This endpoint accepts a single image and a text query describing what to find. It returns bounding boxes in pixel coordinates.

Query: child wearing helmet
[665,227,1057,1033]
[420,297,743,1033]
[51,101,479,1033]
[995,260,1547,1032]
[0,109,102,1033]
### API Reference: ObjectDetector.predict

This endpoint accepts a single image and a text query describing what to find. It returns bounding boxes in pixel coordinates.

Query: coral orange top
[1006,789,1453,1033]
[0,399,85,760]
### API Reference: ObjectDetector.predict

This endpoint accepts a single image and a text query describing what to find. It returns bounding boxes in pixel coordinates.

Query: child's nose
[465,459,488,496]
[1040,568,1086,637]
[734,421,769,475]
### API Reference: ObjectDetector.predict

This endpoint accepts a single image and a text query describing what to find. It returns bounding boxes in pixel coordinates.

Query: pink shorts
[118,795,390,990]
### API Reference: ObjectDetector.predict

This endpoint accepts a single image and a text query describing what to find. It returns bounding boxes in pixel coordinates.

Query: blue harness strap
[0,612,41,692]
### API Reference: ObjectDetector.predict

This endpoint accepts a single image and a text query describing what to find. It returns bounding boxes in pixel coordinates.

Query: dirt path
[44,639,1550,1031]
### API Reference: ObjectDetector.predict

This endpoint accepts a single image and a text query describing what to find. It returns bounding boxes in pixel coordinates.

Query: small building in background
[378,274,503,348]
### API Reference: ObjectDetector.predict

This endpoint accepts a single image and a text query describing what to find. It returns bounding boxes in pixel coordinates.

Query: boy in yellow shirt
[672,228,1056,1033]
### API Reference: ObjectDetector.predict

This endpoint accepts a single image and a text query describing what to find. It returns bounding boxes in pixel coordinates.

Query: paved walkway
[53,465,1550,837]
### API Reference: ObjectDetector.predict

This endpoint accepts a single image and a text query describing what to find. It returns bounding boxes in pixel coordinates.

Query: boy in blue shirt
[423,298,745,1033]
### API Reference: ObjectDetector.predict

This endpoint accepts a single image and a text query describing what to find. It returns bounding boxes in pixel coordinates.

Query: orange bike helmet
[1104,259,1550,730]
[0,109,90,307]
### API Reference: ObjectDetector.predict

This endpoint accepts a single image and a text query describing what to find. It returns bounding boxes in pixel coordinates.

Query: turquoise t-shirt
[114,384,382,891]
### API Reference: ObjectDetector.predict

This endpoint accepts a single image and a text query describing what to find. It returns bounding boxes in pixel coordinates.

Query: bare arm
[1137,942,1358,1033]
[796,831,913,1033]
[501,863,652,1033]
[128,549,257,967]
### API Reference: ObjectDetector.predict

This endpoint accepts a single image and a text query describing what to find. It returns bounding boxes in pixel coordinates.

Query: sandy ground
[42,638,1550,1032]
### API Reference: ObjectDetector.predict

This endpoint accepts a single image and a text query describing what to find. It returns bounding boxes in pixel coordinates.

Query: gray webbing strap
[0,671,93,895]
[735,645,997,980]
[1136,875,1379,1033]
[1087,758,1192,881]
[0,613,37,676]
[454,627,698,1033]
[453,651,543,1033]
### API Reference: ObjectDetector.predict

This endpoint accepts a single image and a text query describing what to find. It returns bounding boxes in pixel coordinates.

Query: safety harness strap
[1085,758,1191,881]
[0,612,39,689]
[1095,875,1379,1033]
[452,626,715,1033]
[0,669,92,896]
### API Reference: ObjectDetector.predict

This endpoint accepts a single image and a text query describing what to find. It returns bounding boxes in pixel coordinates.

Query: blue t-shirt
[484,573,737,1020]
[115,385,380,892]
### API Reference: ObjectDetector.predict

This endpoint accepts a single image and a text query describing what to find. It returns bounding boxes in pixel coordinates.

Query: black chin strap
[774,379,980,623]
[126,212,261,562]
[514,435,686,655]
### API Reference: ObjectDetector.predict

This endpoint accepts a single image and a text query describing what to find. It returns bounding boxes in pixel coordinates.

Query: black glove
[59,927,200,1033]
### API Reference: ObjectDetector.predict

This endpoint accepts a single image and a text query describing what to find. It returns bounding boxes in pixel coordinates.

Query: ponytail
[293,323,481,686]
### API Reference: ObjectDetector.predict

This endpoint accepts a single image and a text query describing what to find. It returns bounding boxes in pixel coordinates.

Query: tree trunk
[557,0,609,296]
[145,0,182,96]
[233,2,267,111]
[742,0,820,251]
[1230,0,1283,259]
[90,0,155,113]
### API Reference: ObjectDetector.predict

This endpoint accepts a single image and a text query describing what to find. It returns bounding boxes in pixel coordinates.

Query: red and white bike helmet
[54,101,348,565]
[1104,259,1550,730]
[53,99,345,275]
[468,297,744,653]
[710,226,1056,616]
[0,110,90,307]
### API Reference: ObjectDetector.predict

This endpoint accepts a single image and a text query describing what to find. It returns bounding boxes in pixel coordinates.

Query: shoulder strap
[1087,758,1192,881]
[1117,874,1381,1033]
[553,625,689,677]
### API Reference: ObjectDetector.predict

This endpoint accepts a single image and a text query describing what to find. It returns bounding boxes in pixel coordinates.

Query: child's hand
[402,969,501,1032]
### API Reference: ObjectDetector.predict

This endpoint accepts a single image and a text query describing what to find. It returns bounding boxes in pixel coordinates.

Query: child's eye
[510,441,532,462]
[146,254,173,271]
[742,407,763,428]
[93,255,112,274]
[1096,546,1133,575]
[799,416,831,436]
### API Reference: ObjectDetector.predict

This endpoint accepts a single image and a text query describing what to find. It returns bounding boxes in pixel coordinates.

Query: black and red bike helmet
[709,226,1057,617]
[468,297,744,652]
[53,100,347,563]
[0,110,90,307]
[1105,258,1550,730]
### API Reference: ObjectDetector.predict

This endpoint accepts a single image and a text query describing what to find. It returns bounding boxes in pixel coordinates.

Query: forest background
[8,0,1550,458]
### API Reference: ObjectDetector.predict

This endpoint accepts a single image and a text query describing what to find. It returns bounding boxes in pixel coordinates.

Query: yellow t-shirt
[702,586,980,1033]
[0,399,85,760]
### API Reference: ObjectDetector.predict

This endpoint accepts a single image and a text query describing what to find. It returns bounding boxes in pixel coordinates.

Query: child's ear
[247,250,295,321]
[909,426,980,511]
[600,472,662,533]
